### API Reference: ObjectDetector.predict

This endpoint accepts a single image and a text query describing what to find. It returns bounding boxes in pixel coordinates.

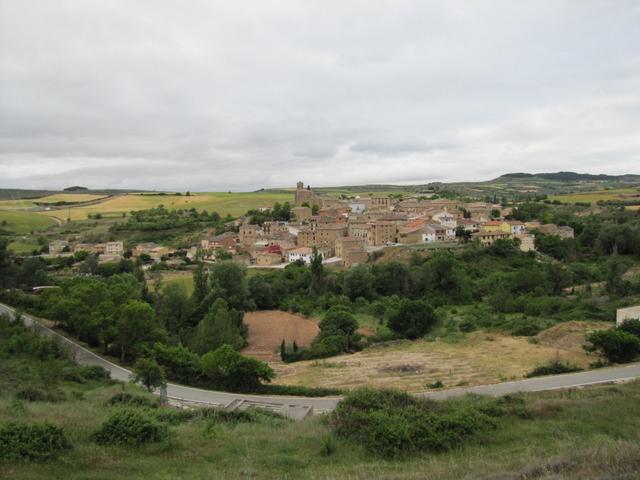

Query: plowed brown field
[242,310,319,361]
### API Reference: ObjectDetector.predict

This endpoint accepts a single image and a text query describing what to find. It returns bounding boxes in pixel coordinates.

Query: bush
[585,329,640,363]
[107,393,159,409]
[0,422,71,461]
[619,319,640,338]
[15,387,65,403]
[63,365,112,384]
[525,360,582,378]
[330,389,496,458]
[92,408,168,446]
[387,299,438,339]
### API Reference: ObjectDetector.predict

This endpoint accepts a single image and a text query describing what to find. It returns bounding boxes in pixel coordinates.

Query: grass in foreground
[1,352,639,480]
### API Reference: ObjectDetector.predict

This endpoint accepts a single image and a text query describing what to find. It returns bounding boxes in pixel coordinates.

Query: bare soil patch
[242,310,319,362]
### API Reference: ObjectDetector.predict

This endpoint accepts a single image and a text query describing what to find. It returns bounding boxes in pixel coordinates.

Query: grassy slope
[1,369,639,480]
[0,210,56,234]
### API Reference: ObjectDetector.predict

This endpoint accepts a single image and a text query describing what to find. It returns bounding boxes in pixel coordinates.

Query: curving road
[1,302,639,419]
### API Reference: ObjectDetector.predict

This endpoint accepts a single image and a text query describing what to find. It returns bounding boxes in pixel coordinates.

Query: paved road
[2,302,639,419]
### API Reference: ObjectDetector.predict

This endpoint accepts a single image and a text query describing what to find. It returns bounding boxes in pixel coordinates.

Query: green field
[0,210,56,234]
[149,272,195,295]
[549,187,640,204]
[31,192,296,221]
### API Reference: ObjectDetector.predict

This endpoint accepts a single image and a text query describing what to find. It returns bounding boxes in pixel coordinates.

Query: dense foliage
[330,389,528,458]
[92,408,168,446]
[0,422,71,461]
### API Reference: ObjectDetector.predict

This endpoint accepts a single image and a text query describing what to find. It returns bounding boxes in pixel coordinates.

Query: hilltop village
[41,181,576,268]
[193,181,573,268]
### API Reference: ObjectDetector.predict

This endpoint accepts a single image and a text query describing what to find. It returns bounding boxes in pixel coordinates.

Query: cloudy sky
[1,1,639,191]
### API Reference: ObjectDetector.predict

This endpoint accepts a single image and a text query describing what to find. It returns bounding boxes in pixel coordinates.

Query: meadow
[0,210,56,235]
[1,366,638,480]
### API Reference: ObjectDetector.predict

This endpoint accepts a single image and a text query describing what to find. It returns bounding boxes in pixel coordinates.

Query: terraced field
[549,187,640,204]
[274,322,610,392]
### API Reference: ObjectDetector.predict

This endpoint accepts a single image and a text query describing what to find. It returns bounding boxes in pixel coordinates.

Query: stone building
[369,221,397,246]
[294,181,315,207]
[239,224,258,246]
[343,249,369,267]
[292,206,312,223]
[335,236,366,258]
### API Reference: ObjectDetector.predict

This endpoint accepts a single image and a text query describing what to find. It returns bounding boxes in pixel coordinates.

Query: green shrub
[92,408,168,446]
[0,422,71,461]
[525,360,583,378]
[107,393,159,409]
[585,329,640,363]
[15,387,65,403]
[63,365,112,384]
[330,389,496,458]
[619,319,640,338]
[151,409,196,425]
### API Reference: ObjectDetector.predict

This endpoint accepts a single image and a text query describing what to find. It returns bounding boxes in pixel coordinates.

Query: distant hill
[499,172,640,182]
[63,186,89,192]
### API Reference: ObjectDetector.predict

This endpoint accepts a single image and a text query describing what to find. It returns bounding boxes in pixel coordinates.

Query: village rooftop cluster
[41,182,578,270]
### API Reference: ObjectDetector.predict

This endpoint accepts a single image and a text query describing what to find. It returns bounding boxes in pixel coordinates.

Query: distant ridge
[499,171,640,182]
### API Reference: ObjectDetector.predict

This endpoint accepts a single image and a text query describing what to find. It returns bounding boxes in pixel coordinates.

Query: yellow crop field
[35,192,294,221]
[35,193,109,203]
[549,187,640,204]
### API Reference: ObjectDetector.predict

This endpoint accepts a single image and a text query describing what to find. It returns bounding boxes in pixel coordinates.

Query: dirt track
[242,310,319,361]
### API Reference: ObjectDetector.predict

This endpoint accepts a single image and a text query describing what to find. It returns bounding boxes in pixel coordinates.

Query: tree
[192,262,208,305]
[248,275,273,310]
[423,251,470,302]
[201,345,274,392]
[79,254,99,275]
[319,307,358,337]
[209,261,249,311]
[156,282,192,340]
[130,357,166,392]
[388,299,438,339]
[585,329,640,363]
[344,265,375,301]
[309,246,324,296]
[373,262,409,297]
[455,225,471,243]
[193,298,245,355]
[116,300,166,361]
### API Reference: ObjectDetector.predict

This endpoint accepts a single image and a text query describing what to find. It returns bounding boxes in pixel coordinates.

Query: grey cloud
[1,0,639,191]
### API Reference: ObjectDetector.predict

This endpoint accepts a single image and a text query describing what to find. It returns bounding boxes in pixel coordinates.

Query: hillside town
[40,181,576,269]
[188,181,573,268]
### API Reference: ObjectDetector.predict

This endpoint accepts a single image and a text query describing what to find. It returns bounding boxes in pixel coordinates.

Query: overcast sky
[1,1,639,191]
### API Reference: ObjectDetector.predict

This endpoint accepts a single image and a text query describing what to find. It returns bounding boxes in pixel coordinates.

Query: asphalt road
[2,302,639,418]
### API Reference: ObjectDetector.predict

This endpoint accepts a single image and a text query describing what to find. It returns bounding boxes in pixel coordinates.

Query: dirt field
[242,310,319,362]
[273,321,611,392]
